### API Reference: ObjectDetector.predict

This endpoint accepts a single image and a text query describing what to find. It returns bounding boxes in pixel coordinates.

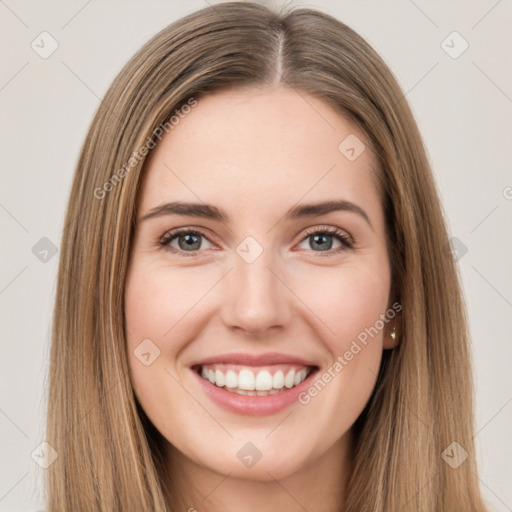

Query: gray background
[1,1,511,510]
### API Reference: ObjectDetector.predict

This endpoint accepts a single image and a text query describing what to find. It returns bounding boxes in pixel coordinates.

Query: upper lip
[190,351,318,368]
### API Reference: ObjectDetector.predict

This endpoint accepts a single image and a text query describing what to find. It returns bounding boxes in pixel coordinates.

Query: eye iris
[310,233,333,251]
[179,233,201,251]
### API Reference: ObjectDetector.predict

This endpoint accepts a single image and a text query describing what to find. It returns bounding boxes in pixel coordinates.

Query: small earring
[390,327,396,341]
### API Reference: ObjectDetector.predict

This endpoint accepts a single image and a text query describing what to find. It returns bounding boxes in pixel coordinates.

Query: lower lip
[192,367,318,416]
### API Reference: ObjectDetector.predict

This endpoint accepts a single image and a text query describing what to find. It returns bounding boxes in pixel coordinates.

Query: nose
[220,248,292,337]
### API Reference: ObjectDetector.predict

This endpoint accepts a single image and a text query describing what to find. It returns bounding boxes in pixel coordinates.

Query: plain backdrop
[1,1,511,510]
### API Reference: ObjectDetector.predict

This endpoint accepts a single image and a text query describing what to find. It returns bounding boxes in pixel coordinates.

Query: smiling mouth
[192,363,318,396]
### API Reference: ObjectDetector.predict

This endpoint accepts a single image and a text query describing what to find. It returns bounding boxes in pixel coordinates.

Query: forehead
[137,87,381,224]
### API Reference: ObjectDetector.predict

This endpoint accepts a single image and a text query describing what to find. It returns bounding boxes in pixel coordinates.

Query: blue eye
[158,226,354,257]
[159,229,213,255]
[297,227,354,255]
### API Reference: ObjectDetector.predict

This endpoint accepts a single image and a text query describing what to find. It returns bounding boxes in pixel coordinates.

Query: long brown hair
[45,2,488,510]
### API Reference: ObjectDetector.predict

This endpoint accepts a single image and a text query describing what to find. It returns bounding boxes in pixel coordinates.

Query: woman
[45,1,488,510]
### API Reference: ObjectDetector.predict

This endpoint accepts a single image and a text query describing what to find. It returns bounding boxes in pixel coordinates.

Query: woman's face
[125,86,393,481]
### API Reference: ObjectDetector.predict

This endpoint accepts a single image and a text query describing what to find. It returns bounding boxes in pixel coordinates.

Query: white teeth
[215,369,225,387]
[284,370,295,389]
[255,370,273,391]
[238,369,255,390]
[294,369,307,386]
[225,370,238,388]
[272,370,284,389]
[198,364,312,394]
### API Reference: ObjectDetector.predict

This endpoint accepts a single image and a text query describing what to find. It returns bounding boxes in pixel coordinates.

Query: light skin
[124,86,395,511]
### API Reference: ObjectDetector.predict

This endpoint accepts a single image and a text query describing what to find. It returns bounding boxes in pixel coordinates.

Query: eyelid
[299,225,353,245]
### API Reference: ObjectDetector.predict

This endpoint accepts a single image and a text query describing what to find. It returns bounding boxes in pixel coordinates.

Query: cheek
[124,261,220,409]
[338,269,389,342]
[293,262,389,425]
[124,263,193,434]
[291,259,391,349]
[124,263,182,399]
[268,260,391,458]
[124,262,205,350]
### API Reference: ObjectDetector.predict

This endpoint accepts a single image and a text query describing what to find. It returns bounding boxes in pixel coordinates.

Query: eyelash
[158,226,354,258]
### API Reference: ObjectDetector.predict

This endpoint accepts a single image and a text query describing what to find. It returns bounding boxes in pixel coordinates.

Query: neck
[162,430,352,512]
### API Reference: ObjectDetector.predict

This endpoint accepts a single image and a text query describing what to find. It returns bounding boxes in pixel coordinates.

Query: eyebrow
[140,200,372,229]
